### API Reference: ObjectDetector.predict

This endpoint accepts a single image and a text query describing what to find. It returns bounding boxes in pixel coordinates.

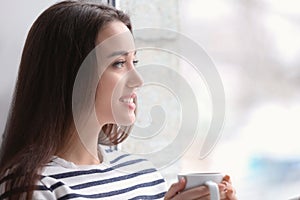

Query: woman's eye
[112,61,126,68]
[112,59,139,68]
[133,60,139,66]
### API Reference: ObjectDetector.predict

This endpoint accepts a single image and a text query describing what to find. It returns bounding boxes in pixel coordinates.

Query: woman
[0,1,237,199]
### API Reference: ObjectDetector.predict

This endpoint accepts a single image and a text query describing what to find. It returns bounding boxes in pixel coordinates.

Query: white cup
[177,172,224,200]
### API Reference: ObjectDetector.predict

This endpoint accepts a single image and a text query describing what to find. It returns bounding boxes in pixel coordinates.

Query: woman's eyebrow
[107,50,137,58]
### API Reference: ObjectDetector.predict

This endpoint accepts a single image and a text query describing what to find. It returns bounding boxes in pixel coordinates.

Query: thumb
[164,178,186,200]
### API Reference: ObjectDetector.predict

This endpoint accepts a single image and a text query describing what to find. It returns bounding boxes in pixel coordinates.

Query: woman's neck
[57,128,103,165]
[57,141,102,165]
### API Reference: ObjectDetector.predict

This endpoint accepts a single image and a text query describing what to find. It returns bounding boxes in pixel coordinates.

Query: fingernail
[180,177,186,183]
[223,175,230,181]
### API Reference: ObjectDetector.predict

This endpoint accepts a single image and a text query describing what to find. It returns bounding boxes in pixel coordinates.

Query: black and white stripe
[31,146,167,199]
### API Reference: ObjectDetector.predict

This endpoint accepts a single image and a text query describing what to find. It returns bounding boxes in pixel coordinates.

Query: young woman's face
[95,21,143,126]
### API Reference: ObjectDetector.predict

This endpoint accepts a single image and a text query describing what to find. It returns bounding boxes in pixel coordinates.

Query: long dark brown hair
[0,1,132,199]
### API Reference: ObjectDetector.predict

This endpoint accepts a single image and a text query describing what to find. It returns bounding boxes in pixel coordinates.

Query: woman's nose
[126,68,144,89]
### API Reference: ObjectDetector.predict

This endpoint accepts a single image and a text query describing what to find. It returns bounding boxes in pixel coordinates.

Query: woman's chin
[114,114,136,126]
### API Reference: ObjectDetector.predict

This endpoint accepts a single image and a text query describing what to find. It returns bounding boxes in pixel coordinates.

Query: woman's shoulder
[35,147,167,200]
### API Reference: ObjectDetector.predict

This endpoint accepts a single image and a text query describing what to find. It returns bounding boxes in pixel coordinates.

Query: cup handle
[204,180,220,200]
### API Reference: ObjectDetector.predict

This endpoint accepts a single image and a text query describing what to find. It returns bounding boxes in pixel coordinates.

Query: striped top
[1,146,167,199]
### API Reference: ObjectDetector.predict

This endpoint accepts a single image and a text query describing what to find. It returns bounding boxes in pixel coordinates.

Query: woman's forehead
[96,21,131,45]
[95,30,136,67]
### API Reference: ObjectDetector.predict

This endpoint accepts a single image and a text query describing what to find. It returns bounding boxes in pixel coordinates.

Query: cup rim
[178,172,223,176]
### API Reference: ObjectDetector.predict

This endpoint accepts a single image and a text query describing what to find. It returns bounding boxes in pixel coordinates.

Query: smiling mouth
[119,93,136,110]
[119,98,134,103]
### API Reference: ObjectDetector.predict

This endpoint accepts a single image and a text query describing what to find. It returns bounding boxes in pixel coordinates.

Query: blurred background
[1,0,300,199]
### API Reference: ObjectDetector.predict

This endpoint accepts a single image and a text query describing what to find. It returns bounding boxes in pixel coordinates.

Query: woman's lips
[119,93,136,110]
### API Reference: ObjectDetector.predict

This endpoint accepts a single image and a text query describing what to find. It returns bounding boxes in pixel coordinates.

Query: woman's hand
[221,175,238,200]
[164,177,209,200]
[164,175,237,200]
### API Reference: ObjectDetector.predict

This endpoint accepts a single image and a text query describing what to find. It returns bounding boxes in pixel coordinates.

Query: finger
[177,193,211,200]
[176,185,209,200]
[219,182,227,192]
[222,181,238,200]
[195,194,211,200]
[164,178,186,200]
[218,183,228,199]
[224,182,235,194]
[222,175,232,184]
[220,190,228,200]
[226,189,238,200]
